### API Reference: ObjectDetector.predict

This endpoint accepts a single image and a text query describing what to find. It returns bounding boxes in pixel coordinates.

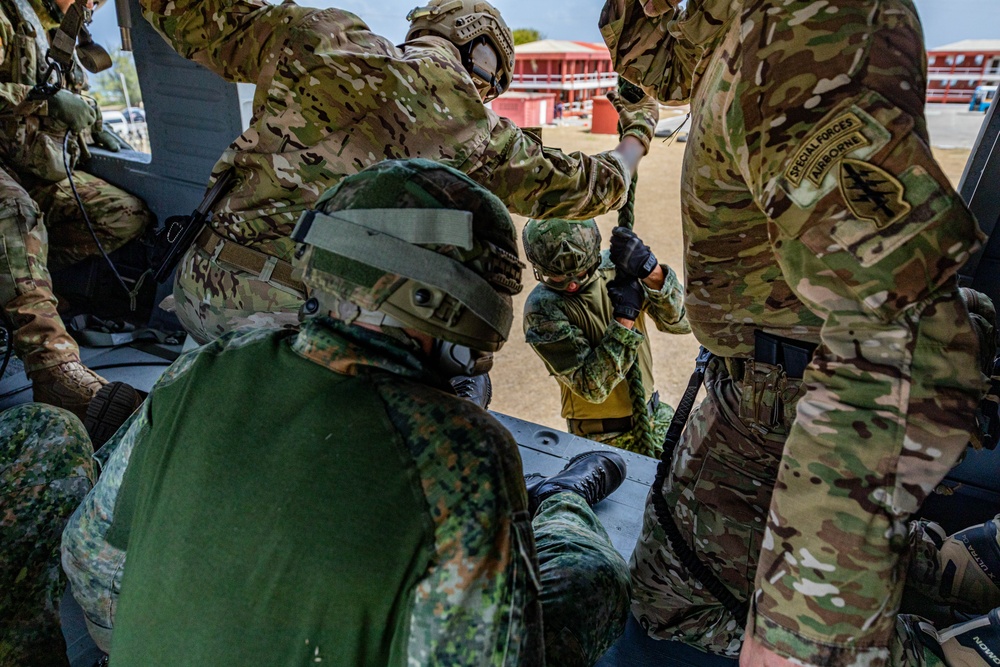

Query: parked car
[101,110,128,133]
[123,107,146,123]
[970,85,996,113]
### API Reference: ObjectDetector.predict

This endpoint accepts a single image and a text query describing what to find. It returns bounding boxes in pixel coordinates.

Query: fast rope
[62,130,149,311]
[617,173,657,457]
[615,77,657,457]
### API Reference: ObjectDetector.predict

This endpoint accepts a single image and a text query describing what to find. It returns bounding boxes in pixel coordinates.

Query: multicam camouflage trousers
[0,403,96,667]
[574,401,675,456]
[0,166,152,373]
[0,407,627,666]
[171,243,304,344]
[630,357,995,666]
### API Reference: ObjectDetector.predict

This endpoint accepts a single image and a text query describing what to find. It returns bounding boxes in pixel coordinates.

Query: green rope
[617,173,656,457]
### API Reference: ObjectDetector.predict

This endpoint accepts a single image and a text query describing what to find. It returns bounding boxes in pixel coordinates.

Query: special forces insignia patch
[838,158,911,228]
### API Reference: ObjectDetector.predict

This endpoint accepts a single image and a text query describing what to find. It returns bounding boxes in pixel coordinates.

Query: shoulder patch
[838,158,911,229]
[785,111,870,187]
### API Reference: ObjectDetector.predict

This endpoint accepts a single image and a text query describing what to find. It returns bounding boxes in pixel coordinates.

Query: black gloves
[610,226,657,279]
[607,274,644,321]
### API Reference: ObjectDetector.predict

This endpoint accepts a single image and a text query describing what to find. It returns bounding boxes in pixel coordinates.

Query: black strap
[651,346,751,621]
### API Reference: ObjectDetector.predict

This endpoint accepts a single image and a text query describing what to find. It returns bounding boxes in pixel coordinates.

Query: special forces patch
[785,112,870,187]
[838,158,911,229]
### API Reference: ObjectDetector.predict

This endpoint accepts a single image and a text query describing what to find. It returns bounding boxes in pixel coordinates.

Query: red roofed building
[926,40,1000,104]
[510,40,617,116]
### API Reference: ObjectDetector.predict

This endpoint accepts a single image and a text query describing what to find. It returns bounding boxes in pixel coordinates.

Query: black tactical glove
[607,274,644,322]
[610,226,657,279]
[46,90,97,132]
[91,127,122,152]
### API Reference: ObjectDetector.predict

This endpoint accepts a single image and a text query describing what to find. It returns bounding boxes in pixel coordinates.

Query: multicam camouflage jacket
[62,317,543,664]
[524,254,689,421]
[0,0,97,181]
[602,0,987,665]
[139,0,633,265]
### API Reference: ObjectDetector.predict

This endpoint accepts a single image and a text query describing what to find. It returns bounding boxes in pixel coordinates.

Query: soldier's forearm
[611,136,646,175]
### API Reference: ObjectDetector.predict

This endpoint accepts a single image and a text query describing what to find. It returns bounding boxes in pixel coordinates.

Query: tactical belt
[194,227,305,295]
[751,330,818,380]
[568,391,659,436]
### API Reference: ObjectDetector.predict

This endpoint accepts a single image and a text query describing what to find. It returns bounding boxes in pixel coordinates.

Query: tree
[89,49,143,108]
[512,28,544,46]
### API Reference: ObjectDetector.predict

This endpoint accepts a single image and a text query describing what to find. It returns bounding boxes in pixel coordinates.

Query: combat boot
[910,518,1000,615]
[525,450,626,516]
[898,609,1000,667]
[450,373,492,409]
[84,381,145,449]
[30,360,106,421]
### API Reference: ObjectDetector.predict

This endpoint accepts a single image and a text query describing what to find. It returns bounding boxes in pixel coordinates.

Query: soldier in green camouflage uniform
[0,403,96,666]
[0,0,153,418]
[139,0,659,344]
[599,0,992,665]
[61,160,631,666]
[523,219,689,456]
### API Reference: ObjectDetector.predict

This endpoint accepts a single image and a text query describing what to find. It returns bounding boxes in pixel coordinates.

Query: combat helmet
[292,159,524,373]
[406,0,514,101]
[523,218,602,292]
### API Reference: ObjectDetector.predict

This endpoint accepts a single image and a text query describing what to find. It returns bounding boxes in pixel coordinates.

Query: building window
[929,55,936,65]
[955,54,965,65]
[945,55,954,65]
[975,55,985,66]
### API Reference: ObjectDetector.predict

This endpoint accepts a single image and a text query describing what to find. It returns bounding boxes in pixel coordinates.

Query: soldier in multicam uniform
[522,218,689,456]
[0,0,153,417]
[597,0,1000,665]
[138,0,660,344]
[0,403,97,665]
[59,160,632,666]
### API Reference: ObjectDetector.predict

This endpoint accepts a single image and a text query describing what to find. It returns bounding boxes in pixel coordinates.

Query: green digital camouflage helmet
[406,0,514,100]
[292,159,524,353]
[522,218,602,290]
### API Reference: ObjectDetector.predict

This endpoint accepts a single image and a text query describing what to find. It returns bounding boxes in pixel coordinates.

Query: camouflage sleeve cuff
[603,150,633,210]
[642,265,680,300]
[607,319,644,346]
[750,611,890,667]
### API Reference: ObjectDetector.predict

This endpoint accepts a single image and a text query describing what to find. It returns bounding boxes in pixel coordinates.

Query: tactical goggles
[534,267,596,292]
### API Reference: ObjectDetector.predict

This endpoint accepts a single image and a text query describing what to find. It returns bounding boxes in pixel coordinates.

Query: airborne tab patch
[785,112,870,187]
[838,158,910,229]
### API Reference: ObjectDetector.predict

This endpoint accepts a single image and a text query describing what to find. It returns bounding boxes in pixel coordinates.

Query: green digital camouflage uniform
[601,0,987,665]
[0,0,152,374]
[60,320,631,666]
[139,0,637,344]
[524,253,690,455]
[0,403,96,666]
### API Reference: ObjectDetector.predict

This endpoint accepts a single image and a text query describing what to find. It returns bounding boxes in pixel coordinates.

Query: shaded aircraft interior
[1,0,999,663]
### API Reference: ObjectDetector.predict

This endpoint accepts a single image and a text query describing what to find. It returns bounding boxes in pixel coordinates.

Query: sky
[91,0,1000,56]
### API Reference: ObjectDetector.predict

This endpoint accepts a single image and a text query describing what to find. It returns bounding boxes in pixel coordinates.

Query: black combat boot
[84,381,145,449]
[449,373,493,409]
[525,450,627,516]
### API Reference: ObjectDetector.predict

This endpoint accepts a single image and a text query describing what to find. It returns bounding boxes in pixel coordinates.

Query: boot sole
[84,382,143,448]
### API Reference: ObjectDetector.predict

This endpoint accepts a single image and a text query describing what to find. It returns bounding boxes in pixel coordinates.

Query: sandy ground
[489,123,973,429]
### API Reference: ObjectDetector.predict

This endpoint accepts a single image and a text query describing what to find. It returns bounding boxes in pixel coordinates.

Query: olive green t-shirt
[107,332,435,666]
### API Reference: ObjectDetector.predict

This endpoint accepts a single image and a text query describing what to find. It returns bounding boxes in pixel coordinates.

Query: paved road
[926,102,990,149]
